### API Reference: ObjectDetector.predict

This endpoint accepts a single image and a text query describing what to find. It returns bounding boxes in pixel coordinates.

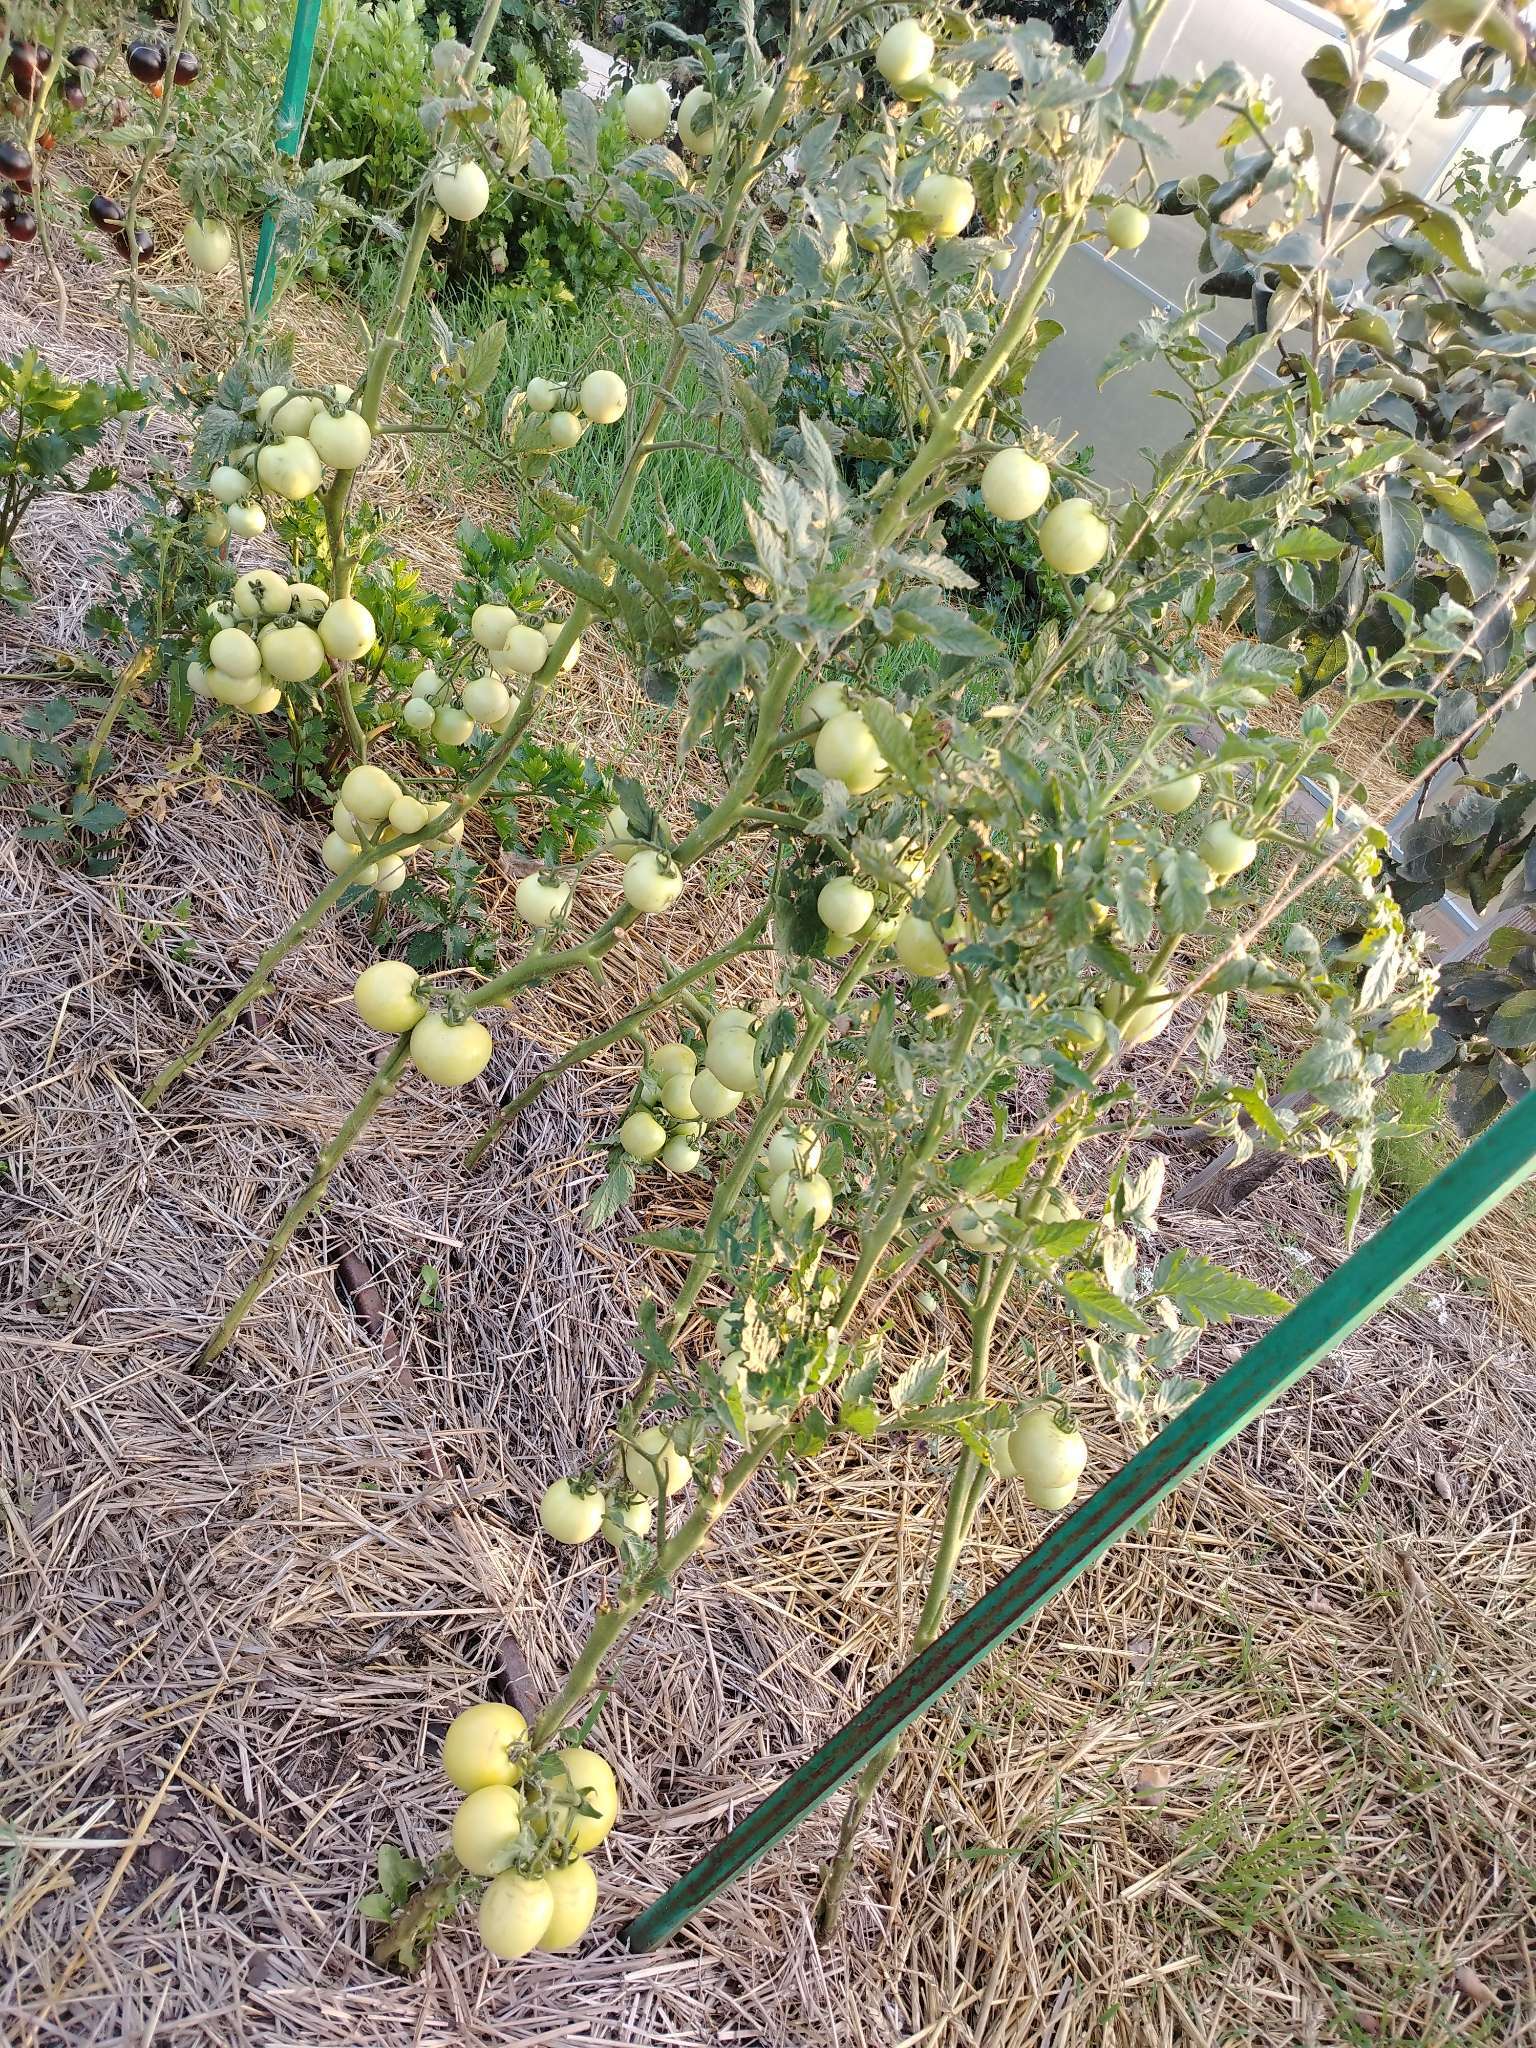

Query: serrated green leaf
[1152,1248,1291,1326]
[1059,1271,1151,1335]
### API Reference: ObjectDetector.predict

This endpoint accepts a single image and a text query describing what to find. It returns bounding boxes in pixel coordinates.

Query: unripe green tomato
[689,1069,742,1121]
[318,597,376,662]
[545,410,584,450]
[579,369,628,424]
[623,1426,690,1499]
[649,1041,697,1080]
[768,1168,833,1228]
[623,849,685,913]
[1118,987,1176,1047]
[708,1007,756,1041]
[321,830,368,877]
[452,1785,526,1877]
[402,696,435,732]
[442,1700,527,1792]
[387,794,430,836]
[208,463,251,506]
[539,1477,604,1543]
[660,1072,699,1121]
[602,1494,655,1544]
[624,79,671,141]
[479,1873,553,1958]
[339,763,400,821]
[894,913,950,977]
[186,660,211,697]
[619,1109,667,1161]
[537,1857,599,1952]
[245,684,284,716]
[184,217,234,274]
[1104,201,1150,250]
[661,1132,703,1175]
[471,601,518,648]
[817,875,875,936]
[814,709,887,793]
[1058,1007,1106,1052]
[1083,581,1116,613]
[1007,1408,1088,1510]
[678,84,716,155]
[353,959,426,1033]
[209,625,261,678]
[288,581,329,620]
[515,872,572,927]
[876,17,935,83]
[952,1197,1003,1250]
[496,624,548,676]
[433,158,490,221]
[765,1126,821,1177]
[371,854,410,895]
[434,705,475,746]
[524,376,561,412]
[256,435,324,501]
[463,673,512,726]
[805,679,847,723]
[226,500,266,538]
[1199,820,1258,879]
[704,1026,758,1094]
[253,384,289,426]
[309,407,373,469]
[988,1429,1018,1479]
[1038,499,1110,576]
[200,509,230,547]
[234,569,291,620]
[980,448,1050,522]
[258,620,325,683]
[411,1011,493,1085]
[915,172,974,239]
[268,393,317,438]
[1145,770,1202,815]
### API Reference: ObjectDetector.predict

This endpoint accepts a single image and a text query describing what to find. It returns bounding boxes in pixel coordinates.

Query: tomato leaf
[1059,1271,1152,1334]
[1152,1248,1290,1326]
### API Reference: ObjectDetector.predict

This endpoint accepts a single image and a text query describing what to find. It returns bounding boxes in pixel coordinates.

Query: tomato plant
[92,0,1536,1972]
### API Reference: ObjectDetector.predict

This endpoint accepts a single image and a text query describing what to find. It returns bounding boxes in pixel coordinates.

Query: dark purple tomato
[8,209,37,242]
[63,76,86,110]
[172,48,198,85]
[0,137,31,180]
[88,190,125,229]
[8,42,41,96]
[0,242,14,270]
[125,41,166,84]
[67,44,99,71]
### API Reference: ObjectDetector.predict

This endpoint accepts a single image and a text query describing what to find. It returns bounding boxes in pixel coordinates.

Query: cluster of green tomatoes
[187,567,375,719]
[200,378,374,547]
[438,1701,619,1958]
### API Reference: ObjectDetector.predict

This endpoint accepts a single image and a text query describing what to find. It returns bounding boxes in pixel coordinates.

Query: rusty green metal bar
[625,1088,1536,1950]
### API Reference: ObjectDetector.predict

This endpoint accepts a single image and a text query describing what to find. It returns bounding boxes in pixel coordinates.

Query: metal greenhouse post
[250,0,324,316]
[624,1090,1536,1951]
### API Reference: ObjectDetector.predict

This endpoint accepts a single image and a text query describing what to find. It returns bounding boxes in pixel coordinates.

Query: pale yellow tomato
[442,1700,528,1792]
[452,1784,526,1876]
[622,1426,690,1500]
[353,960,426,1034]
[410,1011,494,1086]
[479,1872,553,1958]
[545,1747,619,1854]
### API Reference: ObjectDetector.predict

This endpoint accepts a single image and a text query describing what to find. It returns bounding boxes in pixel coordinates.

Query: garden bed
[4,225,1535,2048]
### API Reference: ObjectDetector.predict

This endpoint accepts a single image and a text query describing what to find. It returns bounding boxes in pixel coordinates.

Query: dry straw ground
[3,202,1535,2048]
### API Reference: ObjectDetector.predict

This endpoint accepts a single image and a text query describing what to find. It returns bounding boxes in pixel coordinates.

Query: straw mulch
[2,202,1534,2048]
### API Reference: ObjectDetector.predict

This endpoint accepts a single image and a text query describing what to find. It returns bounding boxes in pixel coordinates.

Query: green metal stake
[250,0,324,316]
[625,1088,1536,1951]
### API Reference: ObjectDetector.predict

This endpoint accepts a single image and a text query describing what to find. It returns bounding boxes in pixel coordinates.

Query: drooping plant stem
[77,650,154,798]
[815,1249,1018,1936]
[192,932,624,1356]
[199,1040,413,1363]
[464,911,771,1169]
